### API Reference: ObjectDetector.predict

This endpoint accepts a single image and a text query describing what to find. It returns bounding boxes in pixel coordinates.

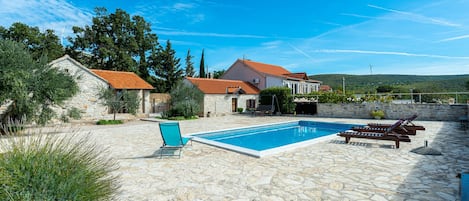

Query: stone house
[49,55,154,121]
[221,59,321,95]
[184,77,260,117]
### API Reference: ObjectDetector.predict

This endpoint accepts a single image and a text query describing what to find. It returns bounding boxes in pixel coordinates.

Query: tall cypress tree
[199,49,205,78]
[185,49,195,77]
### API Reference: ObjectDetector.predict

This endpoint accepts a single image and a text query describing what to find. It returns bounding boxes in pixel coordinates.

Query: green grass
[167,116,198,121]
[0,126,119,200]
[96,119,124,125]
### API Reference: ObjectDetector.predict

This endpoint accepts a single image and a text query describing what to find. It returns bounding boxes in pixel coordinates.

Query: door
[231,98,237,112]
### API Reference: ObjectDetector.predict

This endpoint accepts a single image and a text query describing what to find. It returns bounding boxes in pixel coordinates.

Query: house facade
[49,55,154,121]
[184,77,260,117]
[221,59,321,95]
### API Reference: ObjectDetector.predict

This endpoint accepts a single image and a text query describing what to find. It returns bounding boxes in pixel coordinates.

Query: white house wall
[50,58,109,120]
[141,90,151,114]
[203,94,259,117]
[221,60,265,89]
[266,76,284,89]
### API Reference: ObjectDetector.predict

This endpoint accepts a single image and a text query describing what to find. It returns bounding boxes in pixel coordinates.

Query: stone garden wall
[316,103,468,121]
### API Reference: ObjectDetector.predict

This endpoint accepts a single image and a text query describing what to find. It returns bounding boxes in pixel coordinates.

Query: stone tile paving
[75,115,468,201]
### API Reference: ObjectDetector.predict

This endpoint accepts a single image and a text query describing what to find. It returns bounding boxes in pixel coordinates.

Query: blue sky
[1,0,469,75]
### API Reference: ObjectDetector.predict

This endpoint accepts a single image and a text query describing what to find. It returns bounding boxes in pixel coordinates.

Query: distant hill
[309,74,469,93]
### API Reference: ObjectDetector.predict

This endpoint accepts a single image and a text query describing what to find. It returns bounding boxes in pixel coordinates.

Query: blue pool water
[191,120,359,157]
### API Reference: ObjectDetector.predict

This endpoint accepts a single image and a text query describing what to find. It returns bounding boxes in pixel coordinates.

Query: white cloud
[155,29,267,38]
[261,40,283,49]
[368,4,461,27]
[314,49,469,59]
[0,0,92,40]
[288,43,315,60]
[172,3,195,11]
[439,34,469,42]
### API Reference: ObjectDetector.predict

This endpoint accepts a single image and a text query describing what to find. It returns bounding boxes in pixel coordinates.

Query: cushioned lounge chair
[338,120,411,148]
[159,122,192,158]
[367,114,425,132]
[352,119,416,135]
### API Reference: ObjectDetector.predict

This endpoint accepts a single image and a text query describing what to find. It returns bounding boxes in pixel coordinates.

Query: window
[246,99,256,109]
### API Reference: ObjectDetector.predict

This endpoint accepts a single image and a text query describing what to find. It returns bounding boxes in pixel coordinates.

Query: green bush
[96,119,123,125]
[371,110,385,119]
[260,87,295,114]
[168,81,203,118]
[237,108,244,113]
[68,107,82,120]
[0,125,119,200]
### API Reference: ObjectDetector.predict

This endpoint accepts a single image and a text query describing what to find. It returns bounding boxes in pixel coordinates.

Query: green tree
[164,81,204,118]
[0,22,64,62]
[199,49,205,78]
[376,85,394,93]
[0,39,78,125]
[149,40,183,93]
[67,7,158,84]
[185,49,195,77]
[213,69,226,79]
[259,87,295,114]
[99,88,140,120]
[466,80,469,90]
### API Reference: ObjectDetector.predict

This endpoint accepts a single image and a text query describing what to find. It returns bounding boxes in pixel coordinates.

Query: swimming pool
[191,120,360,157]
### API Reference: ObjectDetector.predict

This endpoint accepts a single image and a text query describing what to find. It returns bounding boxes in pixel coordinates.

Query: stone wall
[50,56,109,121]
[203,94,259,117]
[150,93,170,113]
[317,103,468,121]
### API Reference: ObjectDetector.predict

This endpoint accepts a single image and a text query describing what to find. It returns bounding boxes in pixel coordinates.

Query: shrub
[371,110,385,119]
[168,81,203,118]
[260,87,295,114]
[237,108,244,113]
[60,113,69,123]
[0,124,119,200]
[96,119,123,125]
[68,107,82,120]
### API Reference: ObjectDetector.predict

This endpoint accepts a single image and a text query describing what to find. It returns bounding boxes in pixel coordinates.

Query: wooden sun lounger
[338,119,410,148]
[351,125,417,135]
[367,114,425,132]
[338,131,411,148]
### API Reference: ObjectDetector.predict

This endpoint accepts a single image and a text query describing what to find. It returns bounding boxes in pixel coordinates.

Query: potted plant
[371,110,385,119]
[237,108,244,113]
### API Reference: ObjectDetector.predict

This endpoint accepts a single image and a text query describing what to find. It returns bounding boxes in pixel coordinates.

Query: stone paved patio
[70,115,468,200]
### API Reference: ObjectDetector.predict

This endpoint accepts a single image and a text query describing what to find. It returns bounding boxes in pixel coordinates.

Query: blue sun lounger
[158,122,192,158]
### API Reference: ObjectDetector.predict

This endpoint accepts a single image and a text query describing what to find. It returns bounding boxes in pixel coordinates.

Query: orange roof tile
[186,77,260,94]
[284,73,308,80]
[241,59,291,77]
[91,69,154,90]
[320,85,332,91]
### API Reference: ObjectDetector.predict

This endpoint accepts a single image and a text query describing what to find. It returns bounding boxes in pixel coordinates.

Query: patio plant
[0,122,119,200]
[371,110,385,119]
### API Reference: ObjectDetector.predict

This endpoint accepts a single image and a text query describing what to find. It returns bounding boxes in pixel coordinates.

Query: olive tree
[0,39,78,125]
[164,81,203,118]
[99,88,140,120]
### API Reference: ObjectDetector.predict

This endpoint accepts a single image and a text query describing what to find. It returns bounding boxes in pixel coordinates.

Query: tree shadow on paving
[395,122,469,200]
